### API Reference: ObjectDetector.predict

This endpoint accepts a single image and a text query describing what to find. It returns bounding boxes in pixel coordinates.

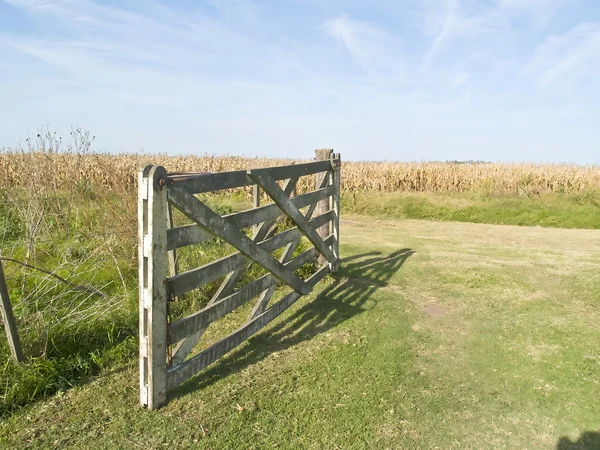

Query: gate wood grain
[138,165,169,410]
[171,178,299,364]
[139,153,341,410]
[167,264,331,390]
[167,184,311,295]
[169,236,332,344]
[248,170,337,264]
[171,160,332,194]
[247,173,332,321]
[167,184,334,250]
[168,210,334,297]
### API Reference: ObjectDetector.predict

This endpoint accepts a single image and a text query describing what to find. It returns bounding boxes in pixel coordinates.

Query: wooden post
[166,203,178,280]
[330,153,341,272]
[315,149,333,265]
[252,184,260,235]
[0,258,24,362]
[253,184,260,209]
[138,165,169,410]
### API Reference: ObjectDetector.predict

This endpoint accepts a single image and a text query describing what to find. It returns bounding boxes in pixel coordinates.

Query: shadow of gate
[172,248,414,398]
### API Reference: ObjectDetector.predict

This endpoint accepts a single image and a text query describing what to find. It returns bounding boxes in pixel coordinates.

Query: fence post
[166,203,178,279]
[315,149,334,265]
[0,259,24,362]
[330,153,341,272]
[253,184,260,209]
[252,184,260,235]
[138,165,169,410]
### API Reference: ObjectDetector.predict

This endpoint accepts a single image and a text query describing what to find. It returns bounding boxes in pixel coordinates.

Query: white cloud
[525,22,600,86]
[323,14,403,77]
[422,0,504,69]
[2,0,600,163]
[421,0,570,70]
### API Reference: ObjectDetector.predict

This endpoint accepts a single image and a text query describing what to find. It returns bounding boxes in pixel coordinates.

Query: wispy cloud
[1,0,599,163]
[422,0,502,70]
[525,22,600,86]
[323,14,403,77]
[421,0,567,70]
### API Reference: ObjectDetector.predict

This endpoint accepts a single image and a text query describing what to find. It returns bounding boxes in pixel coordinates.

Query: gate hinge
[330,153,341,169]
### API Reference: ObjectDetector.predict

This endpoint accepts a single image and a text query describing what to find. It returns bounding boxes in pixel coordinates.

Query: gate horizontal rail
[138,149,341,410]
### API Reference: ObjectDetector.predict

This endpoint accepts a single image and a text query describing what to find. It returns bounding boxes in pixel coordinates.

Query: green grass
[1,217,599,449]
[0,188,314,418]
[342,190,600,229]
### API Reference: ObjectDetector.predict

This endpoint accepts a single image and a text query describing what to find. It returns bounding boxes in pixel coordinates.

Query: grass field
[343,190,600,230]
[1,216,599,449]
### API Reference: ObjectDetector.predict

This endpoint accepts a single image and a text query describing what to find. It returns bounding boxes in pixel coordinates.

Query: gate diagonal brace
[248,169,337,265]
[167,184,311,295]
[171,177,299,365]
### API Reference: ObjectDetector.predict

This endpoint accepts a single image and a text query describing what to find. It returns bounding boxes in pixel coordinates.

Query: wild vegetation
[0,131,599,447]
[2,135,600,197]
[2,217,599,448]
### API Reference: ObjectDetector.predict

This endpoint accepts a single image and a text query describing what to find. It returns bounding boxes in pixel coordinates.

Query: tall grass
[0,130,316,416]
[1,129,599,415]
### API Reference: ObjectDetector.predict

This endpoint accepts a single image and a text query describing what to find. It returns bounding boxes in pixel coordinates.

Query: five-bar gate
[138,150,341,409]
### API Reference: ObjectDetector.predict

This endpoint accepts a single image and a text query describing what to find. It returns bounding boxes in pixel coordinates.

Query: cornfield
[2,150,600,196]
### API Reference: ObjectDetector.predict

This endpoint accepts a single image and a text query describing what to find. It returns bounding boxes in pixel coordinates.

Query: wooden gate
[138,150,341,409]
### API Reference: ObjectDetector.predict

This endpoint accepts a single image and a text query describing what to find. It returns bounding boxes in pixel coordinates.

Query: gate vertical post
[315,149,334,265]
[138,165,169,410]
[252,184,260,235]
[330,153,341,272]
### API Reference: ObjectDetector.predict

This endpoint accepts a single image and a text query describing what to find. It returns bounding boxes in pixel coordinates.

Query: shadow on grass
[0,315,137,419]
[556,432,600,450]
[172,248,414,399]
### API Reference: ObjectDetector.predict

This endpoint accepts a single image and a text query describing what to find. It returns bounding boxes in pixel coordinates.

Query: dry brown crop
[1,151,599,197]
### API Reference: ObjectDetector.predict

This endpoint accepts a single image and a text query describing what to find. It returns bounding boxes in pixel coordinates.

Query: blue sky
[1,0,599,163]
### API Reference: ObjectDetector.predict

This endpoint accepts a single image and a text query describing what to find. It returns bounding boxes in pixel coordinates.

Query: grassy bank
[342,190,600,229]
[2,186,600,417]
[0,187,311,417]
[1,218,599,448]
[0,187,139,416]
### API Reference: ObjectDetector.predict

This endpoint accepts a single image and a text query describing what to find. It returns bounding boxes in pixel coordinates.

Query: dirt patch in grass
[424,303,445,318]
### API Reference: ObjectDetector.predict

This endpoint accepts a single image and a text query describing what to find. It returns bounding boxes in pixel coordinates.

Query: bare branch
[0,257,106,298]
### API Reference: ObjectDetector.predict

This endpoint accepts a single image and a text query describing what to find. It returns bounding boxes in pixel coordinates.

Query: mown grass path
[1,218,599,449]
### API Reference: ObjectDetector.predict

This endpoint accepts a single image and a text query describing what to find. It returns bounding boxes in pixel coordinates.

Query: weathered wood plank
[167,184,334,250]
[305,171,331,219]
[249,170,337,265]
[139,165,169,410]
[248,285,276,318]
[168,211,334,297]
[171,328,201,366]
[315,149,333,265]
[252,184,260,209]
[331,154,341,272]
[211,178,299,304]
[170,179,299,366]
[167,264,330,390]
[169,237,331,344]
[249,160,333,185]
[173,160,332,194]
[247,175,328,321]
[0,259,24,362]
[166,202,178,280]
[138,166,150,406]
[167,185,310,295]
